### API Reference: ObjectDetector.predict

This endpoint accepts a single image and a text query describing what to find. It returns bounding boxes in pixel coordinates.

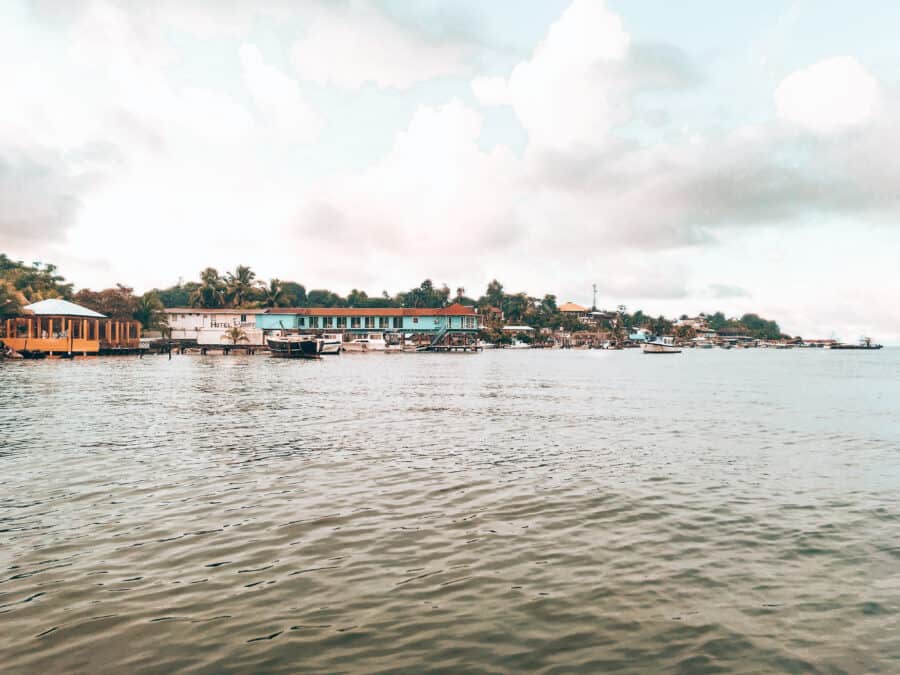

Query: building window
[393,317,402,329]
[323,317,333,328]
[365,317,375,328]
[240,314,247,322]
[413,317,418,324]
[351,317,360,328]
[336,317,346,328]
[309,316,319,329]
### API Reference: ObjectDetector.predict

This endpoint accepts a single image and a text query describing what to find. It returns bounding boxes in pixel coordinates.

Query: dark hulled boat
[827,337,883,350]
[267,335,321,358]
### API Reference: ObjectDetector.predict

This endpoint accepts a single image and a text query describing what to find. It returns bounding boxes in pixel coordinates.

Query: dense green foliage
[1,253,788,338]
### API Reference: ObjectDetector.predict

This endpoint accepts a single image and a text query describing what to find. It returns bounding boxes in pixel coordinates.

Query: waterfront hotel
[163,303,482,347]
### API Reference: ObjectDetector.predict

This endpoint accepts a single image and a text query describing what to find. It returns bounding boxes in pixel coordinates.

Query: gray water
[2,349,899,673]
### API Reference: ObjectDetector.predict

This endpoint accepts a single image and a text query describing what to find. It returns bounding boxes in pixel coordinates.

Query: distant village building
[559,302,591,323]
[559,302,614,326]
[478,306,504,326]
[2,299,141,355]
[675,316,708,330]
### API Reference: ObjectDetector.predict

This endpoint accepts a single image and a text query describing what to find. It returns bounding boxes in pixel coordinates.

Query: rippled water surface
[2,349,900,673]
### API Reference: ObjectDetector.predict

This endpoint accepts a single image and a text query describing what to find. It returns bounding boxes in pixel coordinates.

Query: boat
[319,333,343,355]
[506,338,532,349]
[826,337,883,350]
[641,336,682,354]
[267,334,320,358]
[343,333,387,352]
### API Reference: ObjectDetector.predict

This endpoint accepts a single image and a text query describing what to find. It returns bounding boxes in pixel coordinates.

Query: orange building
[2,299,140,356]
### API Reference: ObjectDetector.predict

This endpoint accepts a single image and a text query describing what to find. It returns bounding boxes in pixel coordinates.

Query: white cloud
[470,76,509,107]
[774,56,882,133]
[473,0,630,151]
[292,99,520,268]
[290,3,469,89]
[240,44,322,143]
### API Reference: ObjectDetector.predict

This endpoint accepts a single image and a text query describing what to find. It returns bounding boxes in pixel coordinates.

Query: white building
[164,308,266,346]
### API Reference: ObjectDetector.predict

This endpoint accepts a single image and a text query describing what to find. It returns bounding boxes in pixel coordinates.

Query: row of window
[297,316,479,329]
[301,316,406,329]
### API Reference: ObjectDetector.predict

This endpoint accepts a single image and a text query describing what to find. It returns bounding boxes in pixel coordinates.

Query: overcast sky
[2,0,899,341]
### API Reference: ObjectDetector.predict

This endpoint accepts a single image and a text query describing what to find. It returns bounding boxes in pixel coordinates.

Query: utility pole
[616,304,627,347]
[592,283,597,311]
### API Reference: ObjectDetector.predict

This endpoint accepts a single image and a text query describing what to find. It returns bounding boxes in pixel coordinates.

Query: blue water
[2,348,899,672]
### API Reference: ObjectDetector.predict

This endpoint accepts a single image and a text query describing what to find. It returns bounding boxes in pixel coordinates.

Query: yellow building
[2,299,140,356]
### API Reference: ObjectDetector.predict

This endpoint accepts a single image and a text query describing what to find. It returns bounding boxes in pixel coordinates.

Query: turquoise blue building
[256,304,481,335]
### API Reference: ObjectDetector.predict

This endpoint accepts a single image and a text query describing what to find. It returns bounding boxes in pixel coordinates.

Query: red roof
[264,302,476,317]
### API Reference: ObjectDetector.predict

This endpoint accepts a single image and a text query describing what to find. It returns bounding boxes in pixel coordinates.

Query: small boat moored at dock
[641,336,682,354]
[343,333,387,352]
[318,334,343,354]
[267,335,320,358]
[825,337,883,350]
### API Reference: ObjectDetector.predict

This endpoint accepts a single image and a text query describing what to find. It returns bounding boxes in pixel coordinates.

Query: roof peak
[23,298,106,318]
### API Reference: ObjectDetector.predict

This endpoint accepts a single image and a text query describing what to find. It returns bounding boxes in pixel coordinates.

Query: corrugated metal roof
[23,298,106,318]
[265,303,477,317]
[164,308,267,315]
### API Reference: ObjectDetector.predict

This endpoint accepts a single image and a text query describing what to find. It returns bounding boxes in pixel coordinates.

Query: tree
[503,293,531,323]
[281,281,306,306]
[0,281,24,319]
[484,279,504,308]
[134,292,167,330]
[0,255,74,302]
[221,326,249,344]
[224,265,259,307]
[189,268,225,308]
[347,288,369,307]
[306,289,346,307]
[155,281,198,307]
[739,313,782,340]
[261,279,290,308]
[400,279,450,308]
[74,284,138,319]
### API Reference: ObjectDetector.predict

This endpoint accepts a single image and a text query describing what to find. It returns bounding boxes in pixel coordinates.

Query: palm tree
[134,292,167,330]
[189,268,224,308]
[224,265,258,307]
[261,279,288,308]
[221,326,249,344]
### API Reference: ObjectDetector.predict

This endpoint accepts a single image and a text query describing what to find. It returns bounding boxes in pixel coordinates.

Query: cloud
[240,44,322,143]
[471,0,698,152]
[774,56,881,133]
[0,143,115,244]
[290,3,469,89]
[292,99,521,260]
[708,283,751,299]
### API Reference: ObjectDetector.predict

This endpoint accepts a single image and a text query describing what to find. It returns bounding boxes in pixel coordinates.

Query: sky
[2,0,900,342]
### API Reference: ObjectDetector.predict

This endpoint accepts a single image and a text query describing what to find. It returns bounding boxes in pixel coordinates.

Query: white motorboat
[343,333,387,352]
[320,333,343,355]
[641,336,681,354]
